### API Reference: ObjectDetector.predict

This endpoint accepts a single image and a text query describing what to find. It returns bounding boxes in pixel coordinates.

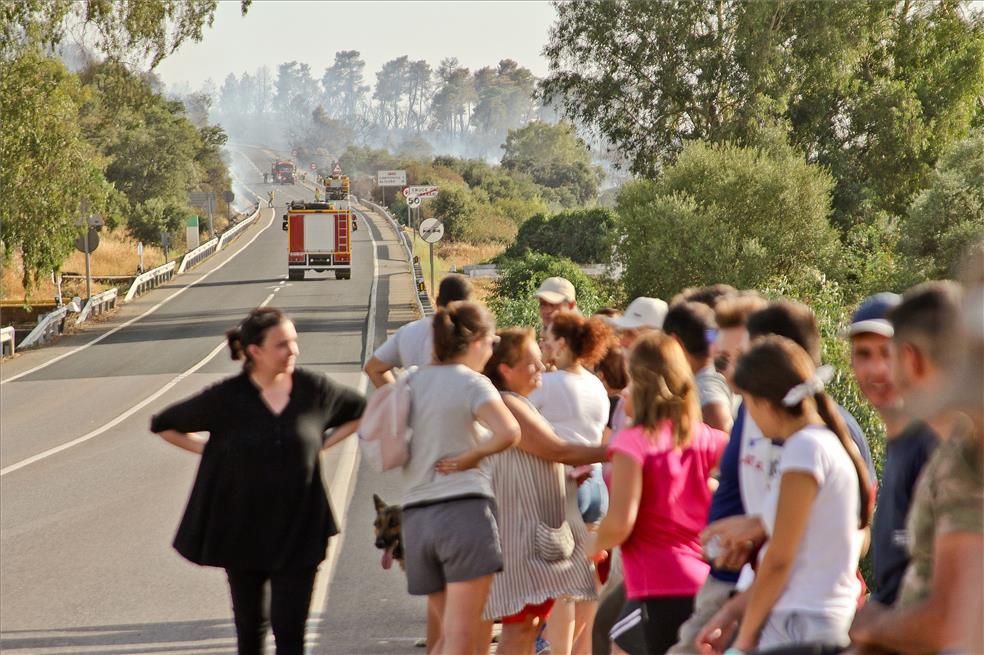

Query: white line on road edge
[1,212,275,386]
[0,292,279,478]
[308,208,379,625]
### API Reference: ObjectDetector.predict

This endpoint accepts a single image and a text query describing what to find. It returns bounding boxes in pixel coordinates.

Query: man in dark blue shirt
[844,293,939,607]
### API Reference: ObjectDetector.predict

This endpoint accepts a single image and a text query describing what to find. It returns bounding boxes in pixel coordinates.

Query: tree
[902,130,984,278]
[274,61,319,122]
[430,184,476,240]
[430,58,476,136]
[0,50,112,292]
[3,0,251,68]
[506,208,616,263]
[615,139,839,299]
[501,121,602,205]
[542,0,984,228]
[374,56,410,130]
[321,50,369,121]
[471,59,537,141]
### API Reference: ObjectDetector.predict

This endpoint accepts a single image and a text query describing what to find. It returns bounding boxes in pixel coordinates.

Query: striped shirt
[484,393,597,620]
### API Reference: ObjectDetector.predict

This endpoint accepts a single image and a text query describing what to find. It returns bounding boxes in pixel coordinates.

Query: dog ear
[373,494,386,511]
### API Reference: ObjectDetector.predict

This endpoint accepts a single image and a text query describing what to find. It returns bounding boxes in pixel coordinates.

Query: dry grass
[1,231,170,304]
[435,241,506,270]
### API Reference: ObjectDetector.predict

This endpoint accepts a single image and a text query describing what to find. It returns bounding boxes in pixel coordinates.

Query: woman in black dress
[151,307,365,655]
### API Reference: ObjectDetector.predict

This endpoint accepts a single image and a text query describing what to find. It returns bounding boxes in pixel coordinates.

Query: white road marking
[1,212,275,386]
[308,208,379,622]
[0,292,278,478]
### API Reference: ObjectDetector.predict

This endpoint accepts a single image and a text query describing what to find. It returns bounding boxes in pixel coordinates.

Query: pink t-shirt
[608,421,727,599]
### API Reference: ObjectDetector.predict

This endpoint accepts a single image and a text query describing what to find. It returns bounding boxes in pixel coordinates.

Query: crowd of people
[151,252,983,655]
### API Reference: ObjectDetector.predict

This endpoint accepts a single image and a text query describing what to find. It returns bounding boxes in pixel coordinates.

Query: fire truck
[271,160,296,184]
[282,172,353,280]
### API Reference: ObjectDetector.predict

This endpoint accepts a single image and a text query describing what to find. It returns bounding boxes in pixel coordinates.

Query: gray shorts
[757,610,851,652]
[402,496,504,596]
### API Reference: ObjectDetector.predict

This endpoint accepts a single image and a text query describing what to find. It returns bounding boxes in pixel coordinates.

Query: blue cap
[845,292,902,338]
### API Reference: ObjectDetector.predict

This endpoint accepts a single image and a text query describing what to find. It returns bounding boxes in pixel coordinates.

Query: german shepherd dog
[372,494,404,571]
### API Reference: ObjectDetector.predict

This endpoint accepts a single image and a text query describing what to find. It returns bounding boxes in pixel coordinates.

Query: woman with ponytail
[400,301,520,655]
[725,336,872,654]
[586,332,727,655]
[150,307,366,655]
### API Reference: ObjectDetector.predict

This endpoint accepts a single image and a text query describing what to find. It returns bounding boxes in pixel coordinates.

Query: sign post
[74,213,103,301]
[137,242,145,273]
[418,218,446,296]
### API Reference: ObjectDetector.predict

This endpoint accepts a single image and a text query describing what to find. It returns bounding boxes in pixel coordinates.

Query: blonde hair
[628,332,701,447]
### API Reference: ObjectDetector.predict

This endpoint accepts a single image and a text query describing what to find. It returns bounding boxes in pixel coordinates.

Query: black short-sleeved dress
[150,367,365,572]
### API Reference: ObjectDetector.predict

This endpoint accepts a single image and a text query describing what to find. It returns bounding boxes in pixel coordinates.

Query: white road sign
[419,218,445,243]
[377,170,407,186]
[407,195,422,208]
[406,185,439,198]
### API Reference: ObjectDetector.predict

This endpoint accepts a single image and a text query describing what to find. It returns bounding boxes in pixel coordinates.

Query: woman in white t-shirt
[727,336,873,653]
[529,310,612,655]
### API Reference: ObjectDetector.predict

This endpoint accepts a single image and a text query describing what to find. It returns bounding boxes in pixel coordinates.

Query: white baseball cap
[536,277,577,304]
[611,297,668,331]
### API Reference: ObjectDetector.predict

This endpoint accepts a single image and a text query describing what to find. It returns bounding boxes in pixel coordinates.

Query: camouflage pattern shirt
[897,419,983,608]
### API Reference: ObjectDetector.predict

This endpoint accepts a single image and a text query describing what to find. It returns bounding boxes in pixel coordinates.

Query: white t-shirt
[738,414,783,516]
[372,317,433,370]
[760,425,863,620]
[402,364,501,507]
[528,369,608,445]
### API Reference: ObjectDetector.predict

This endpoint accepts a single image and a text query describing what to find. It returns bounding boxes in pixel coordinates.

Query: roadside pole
[418,218,445,298]
[84,232,92,301]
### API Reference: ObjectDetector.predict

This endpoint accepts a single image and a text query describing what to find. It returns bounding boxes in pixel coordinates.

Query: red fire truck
[282,174,353,280]
[271,160,296,184]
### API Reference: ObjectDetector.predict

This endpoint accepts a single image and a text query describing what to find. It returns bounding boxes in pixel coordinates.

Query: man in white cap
[536,276,578,332]
[610,296,668,348]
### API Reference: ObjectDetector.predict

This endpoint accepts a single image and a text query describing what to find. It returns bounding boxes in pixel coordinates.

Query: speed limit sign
[407,195,421,208]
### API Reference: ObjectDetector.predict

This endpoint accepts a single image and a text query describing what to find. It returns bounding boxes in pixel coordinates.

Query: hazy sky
[156,1,558,93]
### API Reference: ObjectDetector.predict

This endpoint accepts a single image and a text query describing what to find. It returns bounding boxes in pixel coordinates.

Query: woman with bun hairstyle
[402,301,521,655]
[530,311,613,655]
[480,328,609,655]
[724,336,872,654]
[150,307,365,655]
[587,332,727,655]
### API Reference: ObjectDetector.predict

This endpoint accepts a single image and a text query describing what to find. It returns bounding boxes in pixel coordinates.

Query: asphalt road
[0,144,427,654]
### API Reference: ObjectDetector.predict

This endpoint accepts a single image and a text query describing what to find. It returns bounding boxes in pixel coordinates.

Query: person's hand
[696,601,741,654]
[570,465,594,486]
[434,450,483,474]
[701,515,766,570]
[849,601,889,646]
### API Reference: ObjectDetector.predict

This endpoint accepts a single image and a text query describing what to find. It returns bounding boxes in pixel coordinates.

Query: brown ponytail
[550,311,612,367]
[432,301,496,362]
[226,307,287,371]
[734,336,872,529]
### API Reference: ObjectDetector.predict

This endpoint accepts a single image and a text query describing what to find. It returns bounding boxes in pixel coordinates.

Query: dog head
[373,493,403,570]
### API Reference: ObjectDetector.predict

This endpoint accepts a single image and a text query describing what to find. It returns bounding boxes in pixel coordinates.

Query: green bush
[505,207,616,263]
[488,252,618,328]
[615,139,839,299]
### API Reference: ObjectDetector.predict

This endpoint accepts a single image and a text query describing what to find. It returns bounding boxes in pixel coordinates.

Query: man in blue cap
[845,292,939,609]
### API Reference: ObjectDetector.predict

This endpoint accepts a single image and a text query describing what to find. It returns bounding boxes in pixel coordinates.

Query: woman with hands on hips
[151,307,366,655]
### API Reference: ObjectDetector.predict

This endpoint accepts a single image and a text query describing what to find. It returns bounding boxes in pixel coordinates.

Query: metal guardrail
[358,198,429,317]
[123,261,176,302]
[177,237,219,273]
[75,288,118,325]
[218,206,259,249]
[18,305,71,350]
[1,326,15,357]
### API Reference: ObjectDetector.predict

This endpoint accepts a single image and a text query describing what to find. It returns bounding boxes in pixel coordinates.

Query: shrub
[615,139,839,299]
[506,207,616,263]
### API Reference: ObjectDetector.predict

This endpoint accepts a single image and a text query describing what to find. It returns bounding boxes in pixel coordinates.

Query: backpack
[357,367,417,472]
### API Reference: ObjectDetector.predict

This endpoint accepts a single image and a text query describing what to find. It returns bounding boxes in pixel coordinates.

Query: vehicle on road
[271,160,296,184]
[282,170,353,280]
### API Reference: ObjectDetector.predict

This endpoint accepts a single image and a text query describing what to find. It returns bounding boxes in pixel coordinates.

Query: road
[0,144,427,654]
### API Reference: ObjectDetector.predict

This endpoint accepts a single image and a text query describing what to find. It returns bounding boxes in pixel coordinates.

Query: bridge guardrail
[1,326,15,357]
[358,198,429,317]
[178,238,219,273]
[75,288,117,325]
[18,305,71,350]
[123,261,176,302]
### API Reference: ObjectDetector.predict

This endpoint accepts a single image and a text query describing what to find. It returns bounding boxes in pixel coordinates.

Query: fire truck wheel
[336,271,350,280]
[288,270,304,281]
